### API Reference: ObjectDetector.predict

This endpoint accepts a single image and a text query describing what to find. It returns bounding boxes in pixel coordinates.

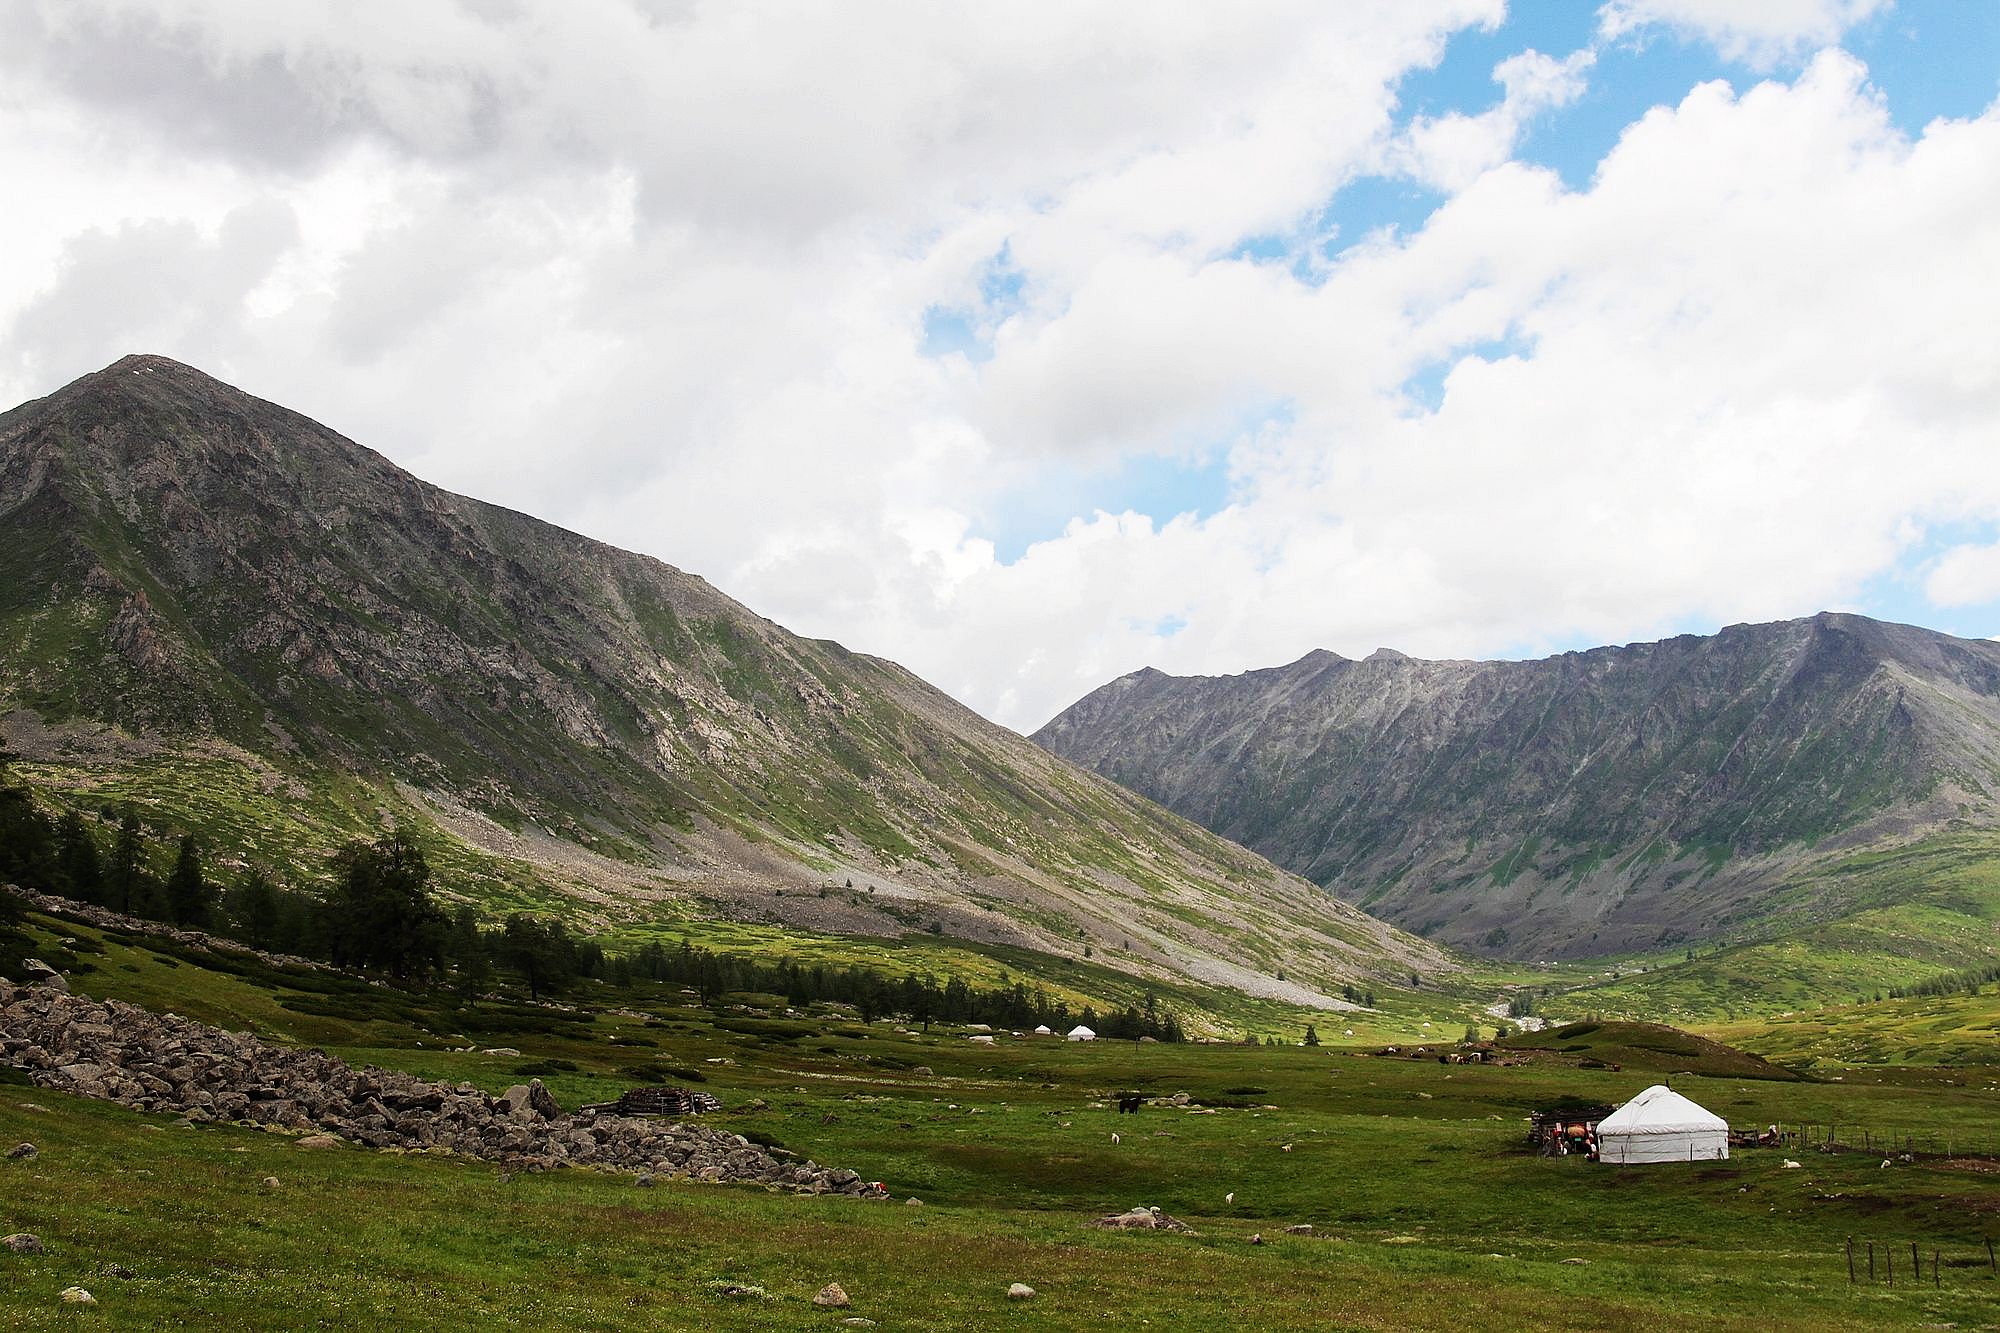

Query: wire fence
[1769,1122,2000,1162]
[1845,1236,1998,1288]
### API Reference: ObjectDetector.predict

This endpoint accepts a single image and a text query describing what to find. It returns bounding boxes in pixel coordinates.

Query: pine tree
[55,811,101,903]
[499,914,575,999]
[1303,1023,1320,1046]
[0,743,58,910]
[165,834,211,926]
[106,808,145,915]
[447,905,490,996]
[327,830,446,981]
[227,867,280,947]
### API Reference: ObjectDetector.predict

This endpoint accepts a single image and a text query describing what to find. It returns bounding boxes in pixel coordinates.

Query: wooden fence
[1845,1236,1998,1288]
[1767,1122,2000,1162]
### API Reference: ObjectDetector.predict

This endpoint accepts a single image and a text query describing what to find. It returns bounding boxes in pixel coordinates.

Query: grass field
[3,910,1999,1329]
[1531,835,2000,1027]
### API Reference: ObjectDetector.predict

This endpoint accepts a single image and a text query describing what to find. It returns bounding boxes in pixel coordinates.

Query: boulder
[61,1287,95,1305]
[496,1081,562,1120]
[3,1233,44,1254]
[1007,1283,1036,1300]
[6,1142,36,1160]
[20,961,67,994]
[813,1283,851,1308]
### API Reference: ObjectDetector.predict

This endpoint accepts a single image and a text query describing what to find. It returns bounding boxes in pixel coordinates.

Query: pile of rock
[0,976,876,1195]
[1092,1206,1196,1233]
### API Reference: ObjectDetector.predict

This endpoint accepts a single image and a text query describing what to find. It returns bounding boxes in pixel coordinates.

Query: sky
[3,0,1998,732]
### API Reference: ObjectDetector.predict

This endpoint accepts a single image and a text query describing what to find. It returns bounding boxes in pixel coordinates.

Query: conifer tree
[166,834,211,926]
[227,867,280,947]
[327,830,445,981]
[106,807,146,914]
[55,811,101,903]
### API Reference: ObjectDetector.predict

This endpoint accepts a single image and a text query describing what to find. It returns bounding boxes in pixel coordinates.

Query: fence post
[1845,1236,1855,1284]
[1987,1236,1995,1274]
[1868,1242,1875,1281]
[1933,1249,1940,1289]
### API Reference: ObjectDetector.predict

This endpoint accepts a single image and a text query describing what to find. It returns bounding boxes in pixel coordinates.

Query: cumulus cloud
[1597,0,1889,69]
[1392,47,1595,192]
[2,5,1996,732]
[1929,544,2000,608]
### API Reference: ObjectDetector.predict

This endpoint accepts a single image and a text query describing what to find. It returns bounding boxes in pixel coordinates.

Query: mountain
[1034,617,2000,959]
[0,354,1446,1005]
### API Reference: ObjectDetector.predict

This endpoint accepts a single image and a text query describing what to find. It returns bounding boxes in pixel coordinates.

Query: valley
[3,356,1998,1330]
[3,896,1998,1330]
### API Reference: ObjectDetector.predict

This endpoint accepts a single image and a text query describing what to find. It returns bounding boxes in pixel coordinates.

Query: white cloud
[1393,47,1595,192]
[1929,544,2000,607]
[1597,0,1889,69]
[2,7,1997,735]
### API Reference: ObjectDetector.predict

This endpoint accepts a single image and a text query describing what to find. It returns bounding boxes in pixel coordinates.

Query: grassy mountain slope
[1035,620,2000,963]
[0,354,1447,1004]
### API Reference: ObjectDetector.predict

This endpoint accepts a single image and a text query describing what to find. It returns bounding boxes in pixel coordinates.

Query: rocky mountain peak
[0,355,1448,1000]
[1036,614,2000,959]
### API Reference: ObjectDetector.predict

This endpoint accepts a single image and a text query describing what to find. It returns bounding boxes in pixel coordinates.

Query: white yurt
[1596,1085,1728,1163]
[1033,1025,1054,1036]
[1066,1025,1097,1042]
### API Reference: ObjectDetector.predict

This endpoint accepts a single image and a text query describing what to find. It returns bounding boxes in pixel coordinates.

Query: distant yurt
[1066,1025,1097,1042]
[1033,1025,1054,1036]
[1596,1085,1728,1163]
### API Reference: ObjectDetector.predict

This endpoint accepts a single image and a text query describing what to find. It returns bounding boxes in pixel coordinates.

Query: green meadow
[3,908,1998,1330]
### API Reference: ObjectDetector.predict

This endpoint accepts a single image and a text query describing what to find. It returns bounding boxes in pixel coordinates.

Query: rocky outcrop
[0,977,876,1195]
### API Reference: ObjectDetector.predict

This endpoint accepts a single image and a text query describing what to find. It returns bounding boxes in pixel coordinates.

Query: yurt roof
[1597,1085,1727,1134]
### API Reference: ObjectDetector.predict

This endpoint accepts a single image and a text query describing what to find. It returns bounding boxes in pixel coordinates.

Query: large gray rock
[496,1081,561,1120]
[19,960,66,994]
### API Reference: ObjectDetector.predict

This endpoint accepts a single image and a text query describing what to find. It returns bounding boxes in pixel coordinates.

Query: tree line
[1885,961,2000,1001]
[0,754,1183,1039]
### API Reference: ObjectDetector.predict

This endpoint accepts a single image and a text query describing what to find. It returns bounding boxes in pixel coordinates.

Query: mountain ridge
[1034,613,2000,958]
[0,353,1448,1005]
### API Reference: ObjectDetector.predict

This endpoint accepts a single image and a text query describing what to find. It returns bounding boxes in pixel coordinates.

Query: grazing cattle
[1117,1093,1144,1114]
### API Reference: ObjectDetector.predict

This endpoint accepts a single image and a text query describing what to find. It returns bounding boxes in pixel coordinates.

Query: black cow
[1117,1093,1144,1114]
